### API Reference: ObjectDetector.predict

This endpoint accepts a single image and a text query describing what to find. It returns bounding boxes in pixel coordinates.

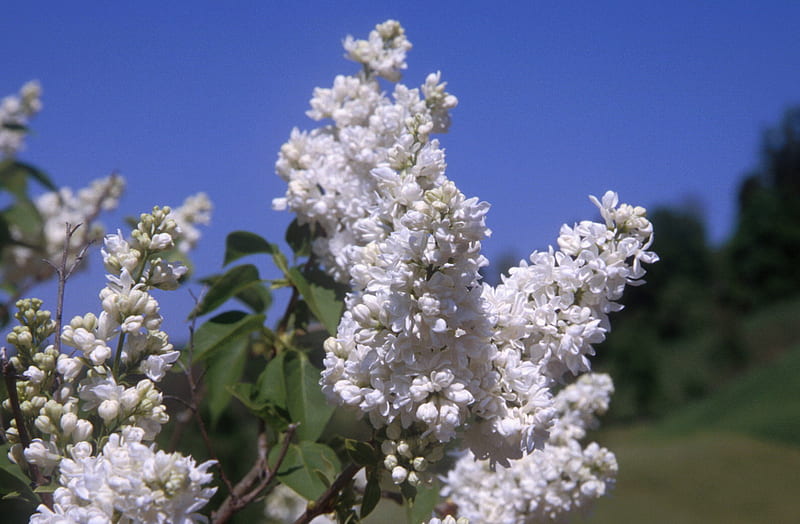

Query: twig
[212,423,299,523]
[2,348,53,508]
[49,223,91,354]
[293,462,362,524]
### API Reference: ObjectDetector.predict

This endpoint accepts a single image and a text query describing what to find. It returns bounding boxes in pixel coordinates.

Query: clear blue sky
[4,1,800,335]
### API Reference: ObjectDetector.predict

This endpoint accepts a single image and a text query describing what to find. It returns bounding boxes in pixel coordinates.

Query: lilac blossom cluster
[275,20,657,511]
[441,374,618,522]
[0,80,42,156]
[4,206,215,522]
[2,174,126,292]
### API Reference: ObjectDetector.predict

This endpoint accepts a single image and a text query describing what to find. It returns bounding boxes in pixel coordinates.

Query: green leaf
[0,444,38,507]
[269,441,341,500]
[400,482,417,504]
[224,230,275,265]
[205,334,249,426]
[228,351,291,431]
[360,469,381,519]
[192,310,265,362]
[0,214,13,252]
[12,161,57,192]
[344,439,380,467]
[286,218,312,257]
[224,230,292,275]
[408,479,440,524]
[0,160,29,198]
[191,264,269,317]
[233,281,272,314]
[287,267,343,335]
[257,351,288,409]
[2,197,43,243]
[285,351,334,442]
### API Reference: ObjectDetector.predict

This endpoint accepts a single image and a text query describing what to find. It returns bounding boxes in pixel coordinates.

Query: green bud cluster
[131,206,180,253]
[380,422,445,487]
[6,299,55,369]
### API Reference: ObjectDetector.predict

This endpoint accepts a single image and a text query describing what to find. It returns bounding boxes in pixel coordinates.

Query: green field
[575,343,800,523]
[574,430,800,524]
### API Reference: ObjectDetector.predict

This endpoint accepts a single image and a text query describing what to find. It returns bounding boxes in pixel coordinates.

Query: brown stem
[293,462,362,524]
[212,423,299,523]
[51,223,89,355]
[2,349,53,508]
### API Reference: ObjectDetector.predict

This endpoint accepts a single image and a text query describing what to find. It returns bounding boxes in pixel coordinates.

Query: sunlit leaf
[287,267,343,335]
[285,351,334,442]
[191,265,268,317]
[205,335,249,426]
[192,310,265,362]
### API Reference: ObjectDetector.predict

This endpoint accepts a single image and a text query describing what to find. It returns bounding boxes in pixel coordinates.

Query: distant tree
[725,107,800,310]
[597,203,725,419]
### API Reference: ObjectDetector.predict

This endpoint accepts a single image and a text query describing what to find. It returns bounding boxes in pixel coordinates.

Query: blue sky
[4,2,800,335]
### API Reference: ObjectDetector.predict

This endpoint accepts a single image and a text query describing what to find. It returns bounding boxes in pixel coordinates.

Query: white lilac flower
[282,21,657,475]
[425,517,468,524]
[2,174,125,291]
[22,438,61,476]
[343,19,412,82]
[274,20,458,283]
[77,376,168,439]
[0,80,42,156]
[442,374,618,523]
[29,428,216,523]
[489,190,658,381]
[170,193,214,253]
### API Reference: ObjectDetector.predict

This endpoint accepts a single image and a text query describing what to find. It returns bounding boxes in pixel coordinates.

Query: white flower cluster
[343,19,412,82]
[441,374,618,523]
[169,192,213,254]
[273,19,457,283]
[276,20,655,486]
[426,517,469,524]
[30,427,216,524]
[464,191,657,463]
[3,174,125,291]
[3,207,215,521]
[0,80,42,156]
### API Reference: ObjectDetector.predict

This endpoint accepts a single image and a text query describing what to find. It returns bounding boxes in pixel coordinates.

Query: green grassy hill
[575,342,800,523]
[655,343,800,446]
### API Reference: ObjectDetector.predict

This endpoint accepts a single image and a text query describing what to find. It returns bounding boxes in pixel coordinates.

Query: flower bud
[396,441,412,459]
[72,420,93,442]
[7,443,23,464]
[383,454,398,470]
[407,471,420,486]
[35,415,56,434]
[60,412,78,435]
[391,465,408,484]
[24,366,45,384]
[98,399,120,424]
[120,388,140,411]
